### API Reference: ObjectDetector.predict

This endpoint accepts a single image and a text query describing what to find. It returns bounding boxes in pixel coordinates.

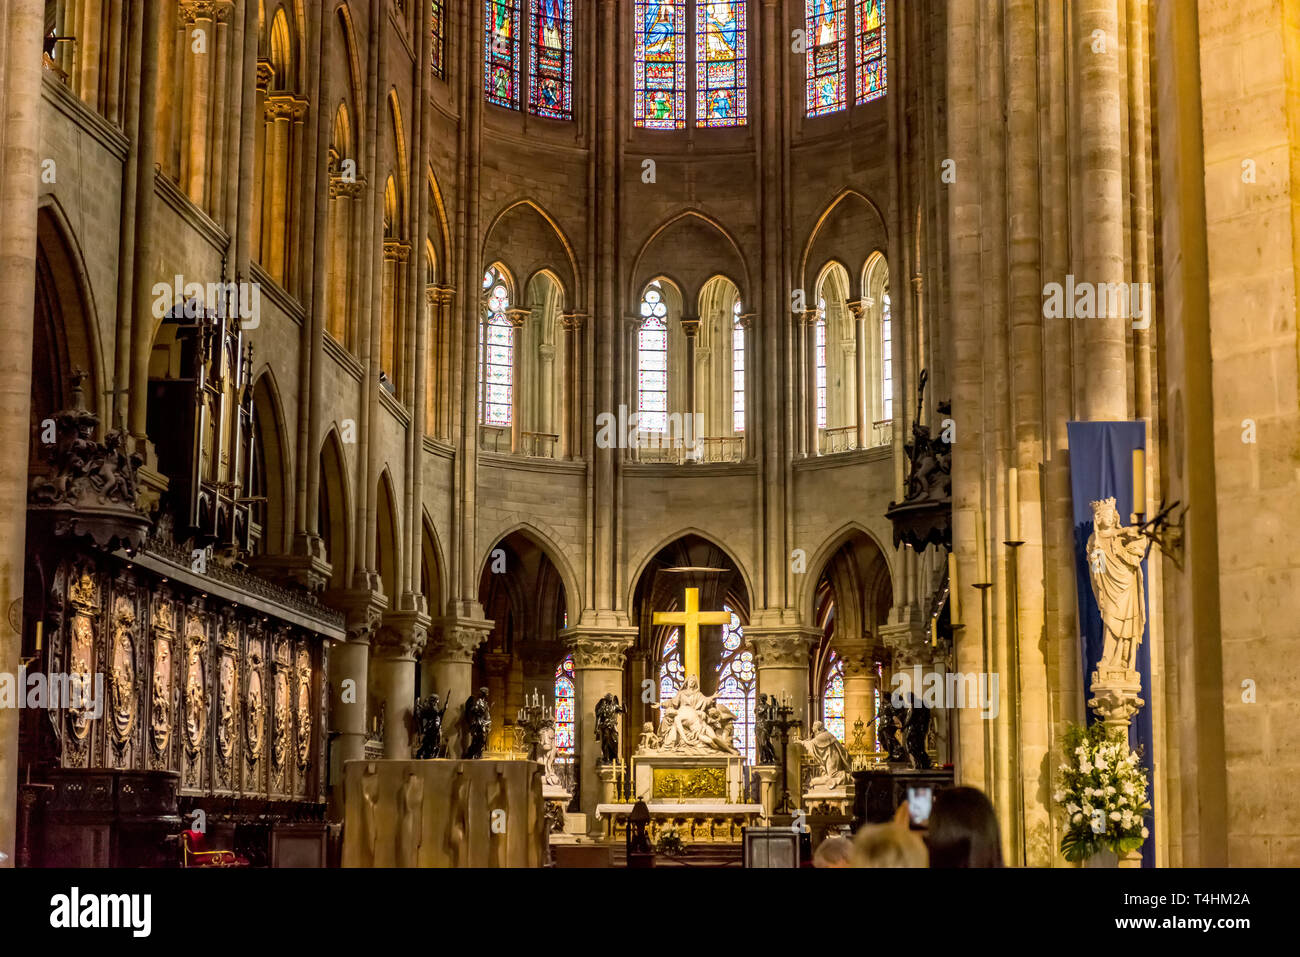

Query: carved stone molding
[835,639,876,679]
[255,60,274,90]
[563,635,634,671]
[330,588,389,644]
[879,622,931,669]
[748,632,816,669]
[373,614,430,661]
[506,307,531,328]
[426,618,493,664]
[560,312,587,331]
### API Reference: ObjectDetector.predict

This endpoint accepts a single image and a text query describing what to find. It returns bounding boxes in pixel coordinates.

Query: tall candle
[1007,467,1020,542]
[34,621,42,652]
[948,552,962,626]
[930,615,938,647]
[1132,448,1146,517]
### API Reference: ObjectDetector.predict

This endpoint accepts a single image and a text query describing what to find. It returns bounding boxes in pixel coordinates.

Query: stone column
[749,627,819,808]
[423,616,493,759]
[800,310,820,455]
[559,312,584,459]
[327,590,387,815]
[848,298,871,446]
[563,630,635,827]
[840,337,857,447]
[0,0,43,868]
[182,1,213,206]
[538,342,556,438]
[372,612,430,758]
[680,315,700,444]
[264,94,296,285]
[736,313,755,446]
[837,638,878,738]
[506,307,530,453]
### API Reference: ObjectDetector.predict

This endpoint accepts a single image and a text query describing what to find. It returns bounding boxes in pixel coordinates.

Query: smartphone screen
[906,786,933,828]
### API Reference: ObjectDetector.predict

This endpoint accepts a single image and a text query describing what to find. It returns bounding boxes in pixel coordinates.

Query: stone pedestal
[543,783,571,836]
[752,765,779,820]
[342,759,546,867]
[803,784,856,816]
[597,765,619,807]
[1088,668,1145,733]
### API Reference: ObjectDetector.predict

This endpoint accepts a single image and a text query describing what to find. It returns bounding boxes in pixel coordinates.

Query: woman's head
[927,787,1004,868]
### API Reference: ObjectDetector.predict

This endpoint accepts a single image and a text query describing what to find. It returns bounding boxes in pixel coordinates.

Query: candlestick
[948,552,962,626]
[1132,448,1146,517]
[1007,467,1020,542]
[930,615,938,647]
[34,621,42,653]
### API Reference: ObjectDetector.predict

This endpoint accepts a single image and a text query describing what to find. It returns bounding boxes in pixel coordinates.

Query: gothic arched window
[855,0,886,104]
[824,651,846,742]
[529,0,574,119]
[555,654,576,766]
[732,301,745,433]
[480,267,514,427]
[696,2,747,127]
[635,0,687,128]
[659,629,684,700]
[716,606,756,762]
[485,0,524,109]
[638,283,670,433]
[807,0,888,117]
[431,0,447,80]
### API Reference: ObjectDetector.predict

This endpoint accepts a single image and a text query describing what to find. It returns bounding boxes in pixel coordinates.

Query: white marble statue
[648,675,740,755]
[1087,497,1148,673]
[635,722,660,754]
[798,720,853,790]
[537,721,563,787]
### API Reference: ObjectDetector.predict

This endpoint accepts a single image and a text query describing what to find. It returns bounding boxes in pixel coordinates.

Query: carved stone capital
[799,308,821,327]
[879,622,930,668]
[746,629,818,669]
[383,239,411,263]
[505,307,531,328]
[179,0,220,23]
[538,343,556,362]
[256,60,275,90]
[562,633,635,671]
[328,588,389,645]
[735,312,756,330]
[373,610,431,661]
[679,315,701,338]
[1088,671,1145,731]
[482,652,513,678]
[834,638,876,679]
[265,94,305,122]
[560,312,587,331]
[427,617,493,664]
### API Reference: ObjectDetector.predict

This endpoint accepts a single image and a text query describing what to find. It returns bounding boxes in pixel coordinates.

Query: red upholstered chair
[181,829,249,868]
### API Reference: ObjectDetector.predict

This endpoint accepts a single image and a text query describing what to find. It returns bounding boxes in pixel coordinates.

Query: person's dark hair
[927,787,1004,868]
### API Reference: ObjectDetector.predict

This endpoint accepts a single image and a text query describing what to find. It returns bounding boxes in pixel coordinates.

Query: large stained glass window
[732,301,745,433]
[716,607,755,762]
[855,0,886,104]
[479,268,514,426]
[555,654,576,766]
[485,0,523,109]
[659,629,684,700]
[695,1,746,127]
[635,1,687,129]
[529,0,573,119]
[881,290,892,420]
[638,283,669,433]
[824,651,845,742]
[815,301,828,430]
[431,1,447,80]
[806,0,848,117]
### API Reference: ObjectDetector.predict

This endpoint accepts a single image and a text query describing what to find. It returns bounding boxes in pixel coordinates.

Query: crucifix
[652,586,731,680]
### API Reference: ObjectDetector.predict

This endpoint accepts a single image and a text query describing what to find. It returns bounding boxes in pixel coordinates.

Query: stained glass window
[806,0,848,116]
[479,268,514,426]
[638,284,669,433]
[815,300,827,430]
[659,629,684,700]
[824,651,845,742]
[431,0,446,80]
[635,1,687,129]
[732,301,745,433]
[485,0,523,110]
[716,607,755,762]
[695,1,746,127]
[854,0,886,104]
[529,0,573,119]
[555,654,576,765]
[881,290,892,420]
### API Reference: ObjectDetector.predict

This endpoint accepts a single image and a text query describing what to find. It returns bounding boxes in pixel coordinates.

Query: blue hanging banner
[1066,420,1155,868]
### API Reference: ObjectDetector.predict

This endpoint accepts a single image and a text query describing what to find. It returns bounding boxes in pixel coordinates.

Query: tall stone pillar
[372,612,429,758]
[800,310,820,455]
[559,312,584,459]
[422,616,493,759]
[182,1,213,205]
[749,627,819,808]
[837,638,878,740]
[506,307,530,453]
[680,315,700,431]
[264,94,295,284]
[0,0,44,868]
[562,630,635,827]
[327,591,386,815]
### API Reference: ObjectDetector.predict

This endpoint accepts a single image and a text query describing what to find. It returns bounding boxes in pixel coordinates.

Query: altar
[594,801,763,844]
[631,753,745,803]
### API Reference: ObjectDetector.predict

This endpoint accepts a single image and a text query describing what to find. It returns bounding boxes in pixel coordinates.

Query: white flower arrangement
[1055,722,1150,862]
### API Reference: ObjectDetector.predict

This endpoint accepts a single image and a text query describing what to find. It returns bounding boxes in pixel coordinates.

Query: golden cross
[652,587,731,680]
